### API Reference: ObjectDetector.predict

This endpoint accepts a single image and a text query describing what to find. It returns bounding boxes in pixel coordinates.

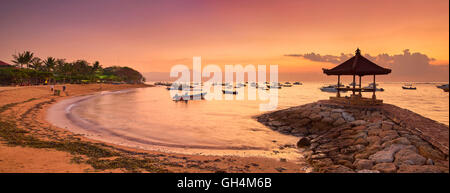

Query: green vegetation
[1,51,145,85]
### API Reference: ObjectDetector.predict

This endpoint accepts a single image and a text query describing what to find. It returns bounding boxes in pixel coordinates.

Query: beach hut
[322,48,391,104]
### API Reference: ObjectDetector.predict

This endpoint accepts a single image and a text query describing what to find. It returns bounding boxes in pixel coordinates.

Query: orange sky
[0,0,448,81]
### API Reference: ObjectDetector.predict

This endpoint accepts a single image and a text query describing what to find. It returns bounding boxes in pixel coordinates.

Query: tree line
[0,51,145,85]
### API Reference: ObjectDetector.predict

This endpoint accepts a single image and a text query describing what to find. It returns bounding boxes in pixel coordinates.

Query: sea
[47,82,449,160]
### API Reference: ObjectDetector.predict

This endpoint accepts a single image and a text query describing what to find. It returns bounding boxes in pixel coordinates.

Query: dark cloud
[285,53,353,64]
[286,49,449,81]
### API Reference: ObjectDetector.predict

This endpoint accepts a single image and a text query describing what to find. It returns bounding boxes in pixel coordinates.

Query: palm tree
[30,57,43,71]
[43,57,57,72]
[93,61,101,71]
[11,51,34,68]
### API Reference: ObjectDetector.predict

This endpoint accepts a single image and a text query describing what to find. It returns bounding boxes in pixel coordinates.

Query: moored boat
[402,84,416,90]
[437,84,449,92]
[222,90,238,94]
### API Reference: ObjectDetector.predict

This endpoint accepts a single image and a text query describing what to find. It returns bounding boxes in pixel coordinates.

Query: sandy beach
[0,84,310,173]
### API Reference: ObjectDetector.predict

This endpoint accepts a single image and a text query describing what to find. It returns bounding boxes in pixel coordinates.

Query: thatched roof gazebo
[322,48,391,104]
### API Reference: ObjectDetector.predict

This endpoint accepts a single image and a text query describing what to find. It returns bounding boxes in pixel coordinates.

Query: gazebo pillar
[372,75,376,100]
[337,75,341,97]
[352,74,356,96]
[359,75,362,96]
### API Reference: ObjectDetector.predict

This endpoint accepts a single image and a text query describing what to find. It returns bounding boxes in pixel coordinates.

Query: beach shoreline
[0,84,309,173]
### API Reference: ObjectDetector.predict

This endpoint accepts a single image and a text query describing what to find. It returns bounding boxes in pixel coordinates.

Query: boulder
[367,136,382,145]
[337,159,354,168]
[269,121,284,127]
[353,138,369,146]
[357,169,380,173]
[353,159,374,170]
[417,144,446,161]
[331,109,345,113]
[350,120,367,126]
[297,118,312,126]
[320,165,354,173]
[369,144,404,163]
[309,113,322,121]
[368,128,382,136]
[311,158,333,168]
[342,112,355,122]
[381,137,411,148]
[291,127,309,135]
[332,118,346,126]
[319,111,331,118]
[330,112,342,120]
[310,153,327,159]
[394,149,426,165]
[321,117,334,124]
[296,137,311,148]
[397,165,447,173]
[278,126,292,133]
[381,121,394,130]
[352,125,367,131]
[372,163,397,173]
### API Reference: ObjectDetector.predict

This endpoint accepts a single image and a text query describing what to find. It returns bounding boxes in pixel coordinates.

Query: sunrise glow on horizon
[1,0,448,81]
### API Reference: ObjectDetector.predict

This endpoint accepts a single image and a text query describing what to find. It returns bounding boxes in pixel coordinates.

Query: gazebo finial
[356,48,361,55]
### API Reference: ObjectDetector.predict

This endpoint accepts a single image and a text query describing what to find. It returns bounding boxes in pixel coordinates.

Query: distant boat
[402,84,416,90]
[267,85,282,89]
[283,84,292,87]
[320,85,347,93]
[222,90,238,94]
[437,84,449,92]
[173,92,207,101]
[293,82,302,85]
[363,83,384,91]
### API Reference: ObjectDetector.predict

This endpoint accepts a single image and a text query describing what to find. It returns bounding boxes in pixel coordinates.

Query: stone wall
[257,101,449,173]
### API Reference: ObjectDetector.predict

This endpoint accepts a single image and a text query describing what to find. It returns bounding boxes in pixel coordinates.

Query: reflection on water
[68,82,448,159]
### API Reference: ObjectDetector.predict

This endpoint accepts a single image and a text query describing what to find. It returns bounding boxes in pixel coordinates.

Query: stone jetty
[257,100,449,173]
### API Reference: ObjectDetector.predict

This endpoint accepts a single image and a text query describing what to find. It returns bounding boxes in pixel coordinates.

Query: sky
[0,0,448,81]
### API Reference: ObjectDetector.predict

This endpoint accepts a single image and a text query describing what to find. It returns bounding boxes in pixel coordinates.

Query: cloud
[285,53,353,64]
[286,49,449,81]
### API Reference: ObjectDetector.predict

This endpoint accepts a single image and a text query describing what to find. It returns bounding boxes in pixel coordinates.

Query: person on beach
[50,85,54,92]
[62,85,68,96]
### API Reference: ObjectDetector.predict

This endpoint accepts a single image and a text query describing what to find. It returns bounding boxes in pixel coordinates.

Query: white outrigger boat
[320,84,348,93]
[173,92,207,101]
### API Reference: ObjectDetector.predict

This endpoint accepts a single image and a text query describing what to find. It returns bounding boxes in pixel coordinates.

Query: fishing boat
[402,84,416,90]
[172,92,207,101]
[320,84,348,93]
[267,82,282,89]
[293,82,302,85]
[222,90,238,94]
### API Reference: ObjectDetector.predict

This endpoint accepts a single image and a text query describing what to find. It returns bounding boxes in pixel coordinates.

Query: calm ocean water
[63,82,449,159]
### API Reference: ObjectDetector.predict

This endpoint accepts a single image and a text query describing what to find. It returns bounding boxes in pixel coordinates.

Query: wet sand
[0,84,309,173]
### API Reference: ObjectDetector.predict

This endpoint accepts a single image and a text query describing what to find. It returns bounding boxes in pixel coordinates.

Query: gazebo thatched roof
[322,49,391,76]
